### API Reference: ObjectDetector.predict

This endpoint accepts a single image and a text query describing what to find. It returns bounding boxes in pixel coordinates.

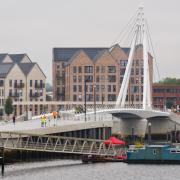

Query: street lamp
[84,78,88,139]
[93,83,96,121]
[84,79,87,123]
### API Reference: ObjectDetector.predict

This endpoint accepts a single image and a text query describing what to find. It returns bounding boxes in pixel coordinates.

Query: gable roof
[53,47,108,61]
[9,54,30,63]
[18,63,36,75]
[0,54,8,63]
[0,63,14,78]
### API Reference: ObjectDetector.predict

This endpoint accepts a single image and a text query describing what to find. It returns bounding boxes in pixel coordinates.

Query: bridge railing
[0,131,124,156]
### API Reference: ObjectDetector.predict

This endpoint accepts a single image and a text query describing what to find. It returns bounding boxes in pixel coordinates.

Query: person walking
[52,111,57,126]
[44,115,47,127]
[41,115,44,127]
[13,115,16,125]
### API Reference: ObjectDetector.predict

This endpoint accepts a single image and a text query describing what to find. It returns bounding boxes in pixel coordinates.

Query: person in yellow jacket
[41,115,44,127]
[43,115,47,127]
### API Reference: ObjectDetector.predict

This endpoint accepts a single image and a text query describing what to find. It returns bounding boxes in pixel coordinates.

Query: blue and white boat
[127,144,180,164]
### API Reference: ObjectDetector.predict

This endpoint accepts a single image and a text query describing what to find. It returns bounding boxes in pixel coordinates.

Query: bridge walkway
[0,132,123,157]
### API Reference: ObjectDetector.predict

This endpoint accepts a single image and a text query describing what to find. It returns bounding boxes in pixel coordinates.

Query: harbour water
[2,159,180,180]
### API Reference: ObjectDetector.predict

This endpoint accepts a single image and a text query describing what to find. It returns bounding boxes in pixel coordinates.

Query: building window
[73,66,77,73]
[79,85,82,92]
[101,75,105,82]
[136,59,139,66]
[141,68,143,75]
[101,66,105,73]
[78,66,82,73]
[0,80,4,86]
[85,75,93,82]
[73,76,77,83]
[120,60,128,67]
[96,85,99,92]
[131,86,139,93]
[30,89,32,96]
[30,80,32,87]
[73,85,77,92]
[78,76,82,83]
[9,80,12,87]
[101,85,105,92]
[96,76,100,82]
[108,94,116,101]
[108,66,116,73]
[73,95,77,101]
[136,69,139,75]
[96,66,100,73]
[131,77,134,84]
[108,75,116,82]
[131,69,134,75]
[84,66,93,73]
[108,85,111,92]
[136,95,139,101]
[89,85,93,92]
[113,85,116,92]
[96,95,100,101]
[9,89,12,96]
[120,68,126,75]
[86,94,93,101]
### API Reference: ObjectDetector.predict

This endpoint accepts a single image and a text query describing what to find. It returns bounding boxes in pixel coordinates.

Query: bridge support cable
[115,6,153,109]
[116,6,144,108]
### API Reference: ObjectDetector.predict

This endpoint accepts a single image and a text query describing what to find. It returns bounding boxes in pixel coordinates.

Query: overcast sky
[0,0,179,83]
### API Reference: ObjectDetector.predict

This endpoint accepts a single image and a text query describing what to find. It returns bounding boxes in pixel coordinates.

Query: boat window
[170,150,176,153]
[153,149,157,155]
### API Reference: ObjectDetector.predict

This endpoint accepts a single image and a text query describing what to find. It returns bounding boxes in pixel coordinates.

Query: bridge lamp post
[84,79,87,123]
[84,78,88,138]
[93,83,96,121]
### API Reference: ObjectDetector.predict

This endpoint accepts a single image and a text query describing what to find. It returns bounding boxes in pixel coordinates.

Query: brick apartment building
[52,44,153,106]
[153,83,180,110]
[0,54,46,117]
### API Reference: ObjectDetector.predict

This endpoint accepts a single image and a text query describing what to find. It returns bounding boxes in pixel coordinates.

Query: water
[2,159,180,180]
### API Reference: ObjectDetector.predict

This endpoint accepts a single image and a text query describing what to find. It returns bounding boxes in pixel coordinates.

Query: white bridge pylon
[116,6,152,110]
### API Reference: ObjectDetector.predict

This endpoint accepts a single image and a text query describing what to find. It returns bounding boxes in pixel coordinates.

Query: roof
[9,54,26,63]
[18,63,36,75]
[0,63,14,78]
[0,54,8,63]
[53,47,108,61]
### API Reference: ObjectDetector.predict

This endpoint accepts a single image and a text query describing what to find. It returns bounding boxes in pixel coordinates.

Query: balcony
[9,92,20,97]
[14,83,25,88]
[29,92,41,98]
[34,83,45,89]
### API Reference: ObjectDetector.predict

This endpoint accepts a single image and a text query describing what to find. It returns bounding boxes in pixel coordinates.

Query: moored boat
[126,144,180,164]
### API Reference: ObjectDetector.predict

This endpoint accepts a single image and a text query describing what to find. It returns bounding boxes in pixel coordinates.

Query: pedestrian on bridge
[41,115,44,127]
[52,111,57,126]
[13,115,16,125]
[43,115,47,127]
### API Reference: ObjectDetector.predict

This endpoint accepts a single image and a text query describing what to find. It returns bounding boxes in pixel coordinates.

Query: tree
[158,77,180,85]
[5,97,14,120]
[166,101,174,109]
